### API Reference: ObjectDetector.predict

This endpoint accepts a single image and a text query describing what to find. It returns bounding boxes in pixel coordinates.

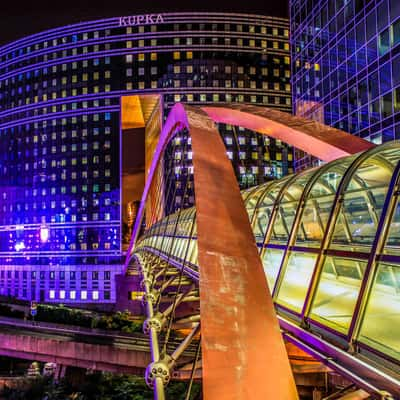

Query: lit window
[92,291,99,300]
[49,290,55,299]
[81,290,87,300]
[60,290,65,299]
[70,291,76,300]
[379,28,390,56]
[173,52,180,60]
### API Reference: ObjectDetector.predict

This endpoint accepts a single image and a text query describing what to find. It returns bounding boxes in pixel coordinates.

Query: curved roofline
[0,12,288,53]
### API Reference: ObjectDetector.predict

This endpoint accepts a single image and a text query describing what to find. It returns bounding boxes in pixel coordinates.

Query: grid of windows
[0,265,116,302]
[291,0,400,170]
[0,12,291,303]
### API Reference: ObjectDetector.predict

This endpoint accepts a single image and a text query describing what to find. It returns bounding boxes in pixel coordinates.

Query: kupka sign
[119,14,164,26]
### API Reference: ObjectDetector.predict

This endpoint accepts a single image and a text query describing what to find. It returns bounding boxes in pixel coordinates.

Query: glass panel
[189,240,198,267]
[330,147,399,251]
[359,262,400,361]
[262,248,284,293]
[245,182,273,222]
[179,238,190,259]
[270,170,315,244]
[384,197,400,254]
[252,177,292,242]
[331,187,387,249]
[271,203,296,243]
[241,187,255,202]
[276,252,318,313]
[296,195,336,246]
[296,160,354,247]
[253,205,274,243]
[172,239,179,257]
[309,257,366,334]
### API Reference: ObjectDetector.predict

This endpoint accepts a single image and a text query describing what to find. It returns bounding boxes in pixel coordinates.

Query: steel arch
[126,103,373,400]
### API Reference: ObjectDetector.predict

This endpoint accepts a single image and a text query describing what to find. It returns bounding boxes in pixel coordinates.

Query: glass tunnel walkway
[133,140,400,394]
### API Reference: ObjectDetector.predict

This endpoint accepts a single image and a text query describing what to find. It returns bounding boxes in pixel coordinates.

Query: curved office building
[0,13,291,304]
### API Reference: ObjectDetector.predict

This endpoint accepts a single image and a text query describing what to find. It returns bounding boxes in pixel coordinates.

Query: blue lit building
[291,0,400,169]
[0,12,291,304]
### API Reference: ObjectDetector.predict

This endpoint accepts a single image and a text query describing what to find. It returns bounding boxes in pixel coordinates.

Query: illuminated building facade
[0,12,291,304]
[291,0,400,169]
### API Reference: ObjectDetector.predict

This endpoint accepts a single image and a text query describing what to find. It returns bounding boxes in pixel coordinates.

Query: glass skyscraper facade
[0,12,291,304]
[291,0,400,169]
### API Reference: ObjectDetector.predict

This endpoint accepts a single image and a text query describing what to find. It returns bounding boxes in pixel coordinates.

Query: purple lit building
[291,0,400,170]
[0,13,291,305]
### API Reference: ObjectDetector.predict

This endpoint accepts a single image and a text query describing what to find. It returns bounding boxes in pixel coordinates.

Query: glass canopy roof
[135,141,400,366]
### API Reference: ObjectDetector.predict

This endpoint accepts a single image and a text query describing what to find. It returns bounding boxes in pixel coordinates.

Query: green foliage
[2,376,52,400]
[0,304,25,319]
[1,373,201,400]
[90,311,143,334]
[0,301,144,334]
[32,305,93,328]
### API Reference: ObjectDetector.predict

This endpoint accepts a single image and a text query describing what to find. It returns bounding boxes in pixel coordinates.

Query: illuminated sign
[119,14,164,27]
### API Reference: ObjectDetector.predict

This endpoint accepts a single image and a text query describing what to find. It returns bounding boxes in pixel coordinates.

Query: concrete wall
[0,332,149,375]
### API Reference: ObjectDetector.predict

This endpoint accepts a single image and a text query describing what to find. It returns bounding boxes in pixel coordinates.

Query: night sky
[1,0,289,46]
